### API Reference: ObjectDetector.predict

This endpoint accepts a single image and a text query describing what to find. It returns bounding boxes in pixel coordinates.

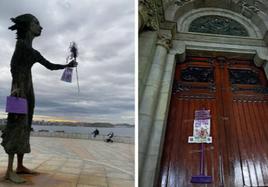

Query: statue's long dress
[1,40,65,154]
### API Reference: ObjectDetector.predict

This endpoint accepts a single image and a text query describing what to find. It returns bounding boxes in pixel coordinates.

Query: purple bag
[61,67,73,83]
[5,96,28,114]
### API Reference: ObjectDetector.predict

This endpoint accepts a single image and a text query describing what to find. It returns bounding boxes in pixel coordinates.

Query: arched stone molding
[165,0,241,22]
[169,40,268,80]
[171,39,268,67]
[164,0,268,38]
[177,8,262,38]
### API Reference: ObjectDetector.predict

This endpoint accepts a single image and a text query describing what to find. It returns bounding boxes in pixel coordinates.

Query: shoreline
[32,124,134,128]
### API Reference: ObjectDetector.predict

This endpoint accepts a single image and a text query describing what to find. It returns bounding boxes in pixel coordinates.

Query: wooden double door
[159,56,268,187]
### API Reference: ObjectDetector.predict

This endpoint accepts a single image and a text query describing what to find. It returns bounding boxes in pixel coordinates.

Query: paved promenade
[0,136,134,187]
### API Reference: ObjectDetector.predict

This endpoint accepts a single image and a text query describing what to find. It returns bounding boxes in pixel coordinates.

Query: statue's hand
[11,88,24,97]
[67,60,78,68]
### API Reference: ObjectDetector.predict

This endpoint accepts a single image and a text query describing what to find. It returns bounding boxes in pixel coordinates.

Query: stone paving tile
[0,136,134,187]
[84,163,102,169]
[106,171,134,180]
[37,164,60,171]
[43,160,66,166]
[58,166,81,175]
[0,172,56,187]
[78,175,108,187]
[52,173,78,184]
[81,166,106,177]
[107,178,134,187]
[63,159,84,168]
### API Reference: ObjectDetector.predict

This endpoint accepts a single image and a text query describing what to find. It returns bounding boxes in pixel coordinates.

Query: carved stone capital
[139,2,149,30]
[263,61,268,79]
[236,0,261,18]
[139,0,159,31]
[156,33,172,50]
[254,48,268,67]
[172,41,185,54]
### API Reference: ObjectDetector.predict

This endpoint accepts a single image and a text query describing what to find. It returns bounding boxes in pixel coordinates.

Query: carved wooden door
[158,56,268,187]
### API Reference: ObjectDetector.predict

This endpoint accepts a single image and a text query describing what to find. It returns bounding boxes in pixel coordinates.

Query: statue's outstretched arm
[35,50,76,70]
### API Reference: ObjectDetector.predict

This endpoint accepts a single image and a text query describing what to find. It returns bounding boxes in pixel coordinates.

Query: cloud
[0,0,134,124]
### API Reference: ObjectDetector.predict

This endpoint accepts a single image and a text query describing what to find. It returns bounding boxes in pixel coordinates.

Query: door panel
[229,100,268,186]
[159,56,268,187]
[160,98,220,187]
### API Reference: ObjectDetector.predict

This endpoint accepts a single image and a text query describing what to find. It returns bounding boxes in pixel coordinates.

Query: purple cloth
[61,67,73,83]
[5,96,28,114]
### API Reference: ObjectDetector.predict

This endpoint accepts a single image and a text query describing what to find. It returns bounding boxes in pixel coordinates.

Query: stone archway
[177,8,262,38]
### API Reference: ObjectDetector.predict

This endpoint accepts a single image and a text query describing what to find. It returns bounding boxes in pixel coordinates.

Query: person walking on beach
[92,129,99,138]
[1,14,77,183]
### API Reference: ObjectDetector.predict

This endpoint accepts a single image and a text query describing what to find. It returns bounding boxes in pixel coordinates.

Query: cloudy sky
[0,0,135,124]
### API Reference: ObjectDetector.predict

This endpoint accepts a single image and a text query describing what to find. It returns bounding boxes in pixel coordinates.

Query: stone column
[139,33,171,176]
[139,31,158,100]
[140,51,176,187]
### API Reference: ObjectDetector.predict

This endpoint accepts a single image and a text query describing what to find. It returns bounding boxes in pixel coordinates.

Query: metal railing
[30,131,134,144]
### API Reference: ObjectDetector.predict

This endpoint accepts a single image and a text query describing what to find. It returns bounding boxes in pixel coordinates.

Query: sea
[32,125,135,138]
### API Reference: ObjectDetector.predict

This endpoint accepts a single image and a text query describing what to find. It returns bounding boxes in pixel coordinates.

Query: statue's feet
[5,171,27,183]
[16,166,40,175]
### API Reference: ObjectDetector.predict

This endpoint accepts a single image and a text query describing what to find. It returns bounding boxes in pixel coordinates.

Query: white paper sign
[193,119,211,137]
[188,136,212,143]
[188,112,212,143]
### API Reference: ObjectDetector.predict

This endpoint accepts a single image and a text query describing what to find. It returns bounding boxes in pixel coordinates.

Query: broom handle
[74,57,80,94]
[200,143,204,175]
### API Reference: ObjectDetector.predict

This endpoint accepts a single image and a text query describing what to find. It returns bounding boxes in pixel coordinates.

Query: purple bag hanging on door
[5,96,28,114]
[61,67,73,83]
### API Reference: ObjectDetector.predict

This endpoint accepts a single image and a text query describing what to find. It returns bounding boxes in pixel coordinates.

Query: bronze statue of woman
[1,14,77,183]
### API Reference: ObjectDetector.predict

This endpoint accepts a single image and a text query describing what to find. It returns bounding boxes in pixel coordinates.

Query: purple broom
[61,42,80,94]
[191,143,212,183]
[69,42,80,94]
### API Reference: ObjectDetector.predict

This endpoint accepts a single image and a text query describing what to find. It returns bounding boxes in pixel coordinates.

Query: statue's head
[8,14,43,39]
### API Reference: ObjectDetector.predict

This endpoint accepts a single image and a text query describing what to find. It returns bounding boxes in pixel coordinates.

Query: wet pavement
[0,136,134,187]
